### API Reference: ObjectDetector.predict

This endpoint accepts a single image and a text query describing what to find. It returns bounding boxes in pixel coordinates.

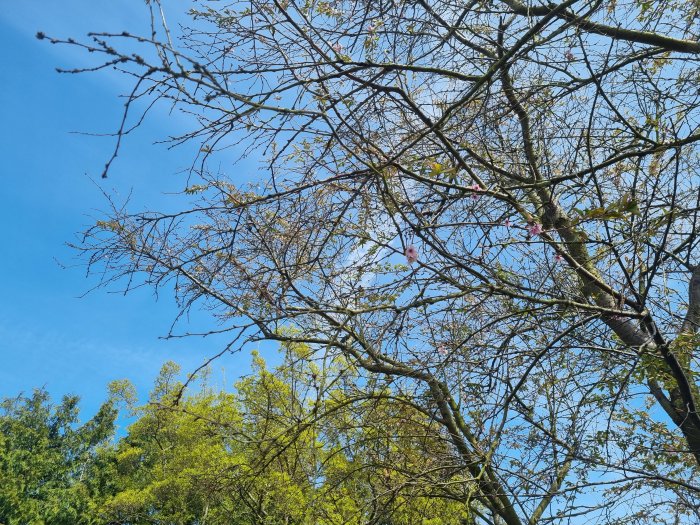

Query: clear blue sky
[0,2,261,423]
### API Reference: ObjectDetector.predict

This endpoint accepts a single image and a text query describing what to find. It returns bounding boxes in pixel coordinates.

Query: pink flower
[527,223,544,236]
[468,183,482,200]
[565,50,575,61]
[405,245,418,264]
[332,42,343,53]
[504,218,512,228]
[554,253,564,263]
[437,345,448,357]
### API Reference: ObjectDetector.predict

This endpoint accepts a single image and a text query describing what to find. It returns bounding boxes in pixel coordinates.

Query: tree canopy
[0,389,116,525]
[103,356,473,525]
[0,356,473,524]
[44,0,700,523]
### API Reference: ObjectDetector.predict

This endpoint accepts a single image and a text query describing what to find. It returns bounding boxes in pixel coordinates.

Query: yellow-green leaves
[572,193,640,223]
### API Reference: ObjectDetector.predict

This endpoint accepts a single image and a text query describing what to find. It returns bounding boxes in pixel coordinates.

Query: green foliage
[572,193,640,223]
[101,363,246,524]
[0,355,472,523]
[99,358,472,524]
[0,389,117,525]
[0,351,476,524]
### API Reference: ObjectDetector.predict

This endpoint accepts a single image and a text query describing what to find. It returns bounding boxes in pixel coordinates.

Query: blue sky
[0,2,261,423]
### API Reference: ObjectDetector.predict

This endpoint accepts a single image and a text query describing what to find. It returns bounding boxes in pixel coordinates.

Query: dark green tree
[0,390,117,525]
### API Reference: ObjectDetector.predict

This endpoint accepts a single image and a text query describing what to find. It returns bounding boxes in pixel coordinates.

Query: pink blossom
[565,50,575,61]
[504,218,512,228]
[527,222,544,236]
[437,345,448,357]
[405,245,419,264]
[332,42,343,53]
[554,253,564,263]
[468,183,482,200]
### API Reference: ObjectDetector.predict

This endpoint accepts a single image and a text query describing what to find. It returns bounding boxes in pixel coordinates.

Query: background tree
[0,389,116,525]
[0,357,470,525]
[47,0,700,523]
[101,355,472,524]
